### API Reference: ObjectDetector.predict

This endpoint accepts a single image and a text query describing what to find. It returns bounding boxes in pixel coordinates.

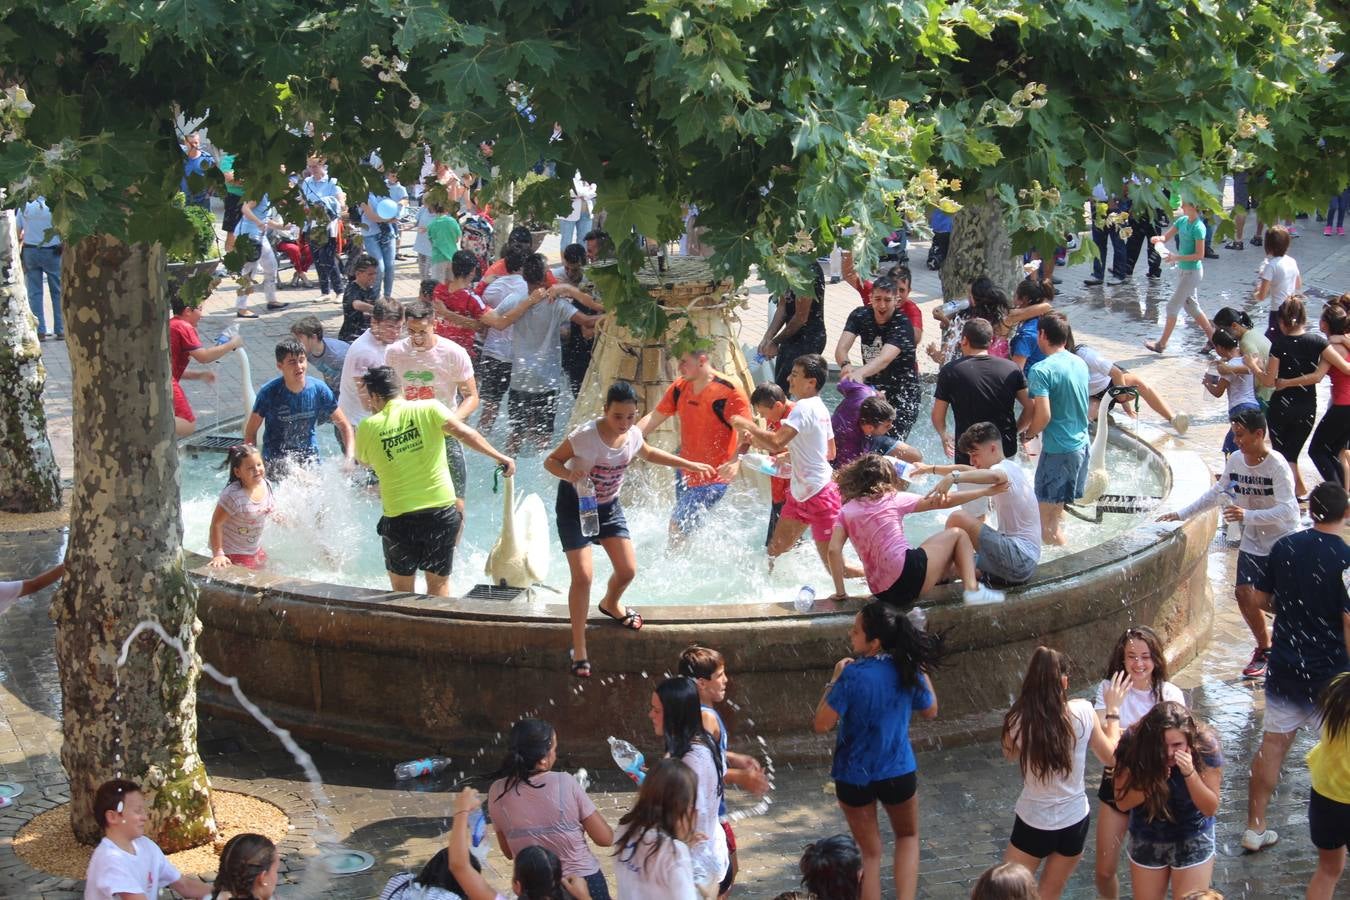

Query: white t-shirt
[1260,255,1300,310]
[0,580,22,616]
[413,206,435,256]
[568,420,645,503]
[481,274,526,362]
[784,395,834,501]
[1074,345,1115,396]
[684,743,729,885]
[1220,367,1258,410]
[84,836,181,900]
[338,330,391,426]
[1094,679,1185,730]
[499,294,577,394]
[384,336,474,409]
[1012,698,1096,830]
[615,829,699,900]
[990,460,1042,558]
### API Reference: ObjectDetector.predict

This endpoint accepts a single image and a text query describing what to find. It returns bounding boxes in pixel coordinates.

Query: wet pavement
[5,219,1350,897]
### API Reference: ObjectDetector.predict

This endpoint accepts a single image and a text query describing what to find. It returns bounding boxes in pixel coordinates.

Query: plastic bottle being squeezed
[608,736,646,785]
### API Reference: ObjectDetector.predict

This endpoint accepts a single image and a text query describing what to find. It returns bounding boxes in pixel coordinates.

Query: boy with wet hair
[857,396,923,463]
[678,643,772,897]
[245,338,354,475]
[742,382,794,546]
[84,778,213,899]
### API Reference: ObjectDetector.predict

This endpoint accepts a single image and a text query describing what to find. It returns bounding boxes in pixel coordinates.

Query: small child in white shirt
[83,779,211,899]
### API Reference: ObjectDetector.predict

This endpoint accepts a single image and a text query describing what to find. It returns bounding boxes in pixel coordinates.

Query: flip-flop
[598,605,643,631]
[568,650,592,678]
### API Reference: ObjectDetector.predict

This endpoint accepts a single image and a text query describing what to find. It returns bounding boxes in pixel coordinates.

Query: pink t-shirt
[840,491,921,594]
[486,771,600,878]
[217,481,275,556]
[384,336,475,409]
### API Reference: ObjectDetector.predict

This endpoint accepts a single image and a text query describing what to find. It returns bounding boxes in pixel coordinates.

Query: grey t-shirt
[499,293,578,393]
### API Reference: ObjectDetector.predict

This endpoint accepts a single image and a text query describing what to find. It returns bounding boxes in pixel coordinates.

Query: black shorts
[1097,768,1122,812]
[835,771,917,808]
[766,500,784,547]
[222,193,244,233]
[875,548,928,607]
[1310,787,1350,850]
[378,505,462,577]
[556,481,631,552]
[508,389,557,443]
[478,355,512,406]
[1010,813,1091,859]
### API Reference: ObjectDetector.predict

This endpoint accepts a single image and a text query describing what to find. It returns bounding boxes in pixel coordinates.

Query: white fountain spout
[485,474,550,590]
[1078,395,1112,505]
[237,346,256,424]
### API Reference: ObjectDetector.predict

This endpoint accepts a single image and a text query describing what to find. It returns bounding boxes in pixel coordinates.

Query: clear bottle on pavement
[795,585,816,612]
[577,476,600,537]
[608,736,646,785]
[394,756,451,779]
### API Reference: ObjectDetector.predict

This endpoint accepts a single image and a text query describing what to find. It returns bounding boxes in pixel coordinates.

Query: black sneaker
[1250,234,1264,246]
[1084,277,1104,286]
[1147,270,1161,279]
[1224,241,1245,250]
[1242,646,1271,679]
[1205,249,1220,259]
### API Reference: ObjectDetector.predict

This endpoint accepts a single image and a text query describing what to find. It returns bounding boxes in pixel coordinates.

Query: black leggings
[1309,404,1350,487]
[1268,393,1316,464]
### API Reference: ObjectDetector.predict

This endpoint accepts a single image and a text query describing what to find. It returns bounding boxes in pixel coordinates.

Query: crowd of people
[7,141,1347,899]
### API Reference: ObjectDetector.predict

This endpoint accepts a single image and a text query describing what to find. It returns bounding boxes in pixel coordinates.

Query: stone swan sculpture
[1077,391,1112,505]
[485,473,550,590]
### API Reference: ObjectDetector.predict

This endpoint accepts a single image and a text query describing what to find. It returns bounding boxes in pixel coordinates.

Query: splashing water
[116,620,340,895]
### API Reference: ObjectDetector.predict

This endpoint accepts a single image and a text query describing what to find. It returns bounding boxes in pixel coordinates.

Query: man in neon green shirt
[1144,197,1215,353]
[355,365,514,596]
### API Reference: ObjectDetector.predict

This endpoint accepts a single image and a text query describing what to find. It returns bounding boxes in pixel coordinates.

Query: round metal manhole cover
[322,848,374,876]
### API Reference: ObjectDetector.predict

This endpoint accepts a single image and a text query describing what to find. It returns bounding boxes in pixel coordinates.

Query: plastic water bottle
[795,585,816,612]
[608,736,646,785]
[468,808,489,864]
[214,324,239,346]
[906,606,928,631]
[577,477,600,537]
[393,756,451,779]
[938,298,971,317]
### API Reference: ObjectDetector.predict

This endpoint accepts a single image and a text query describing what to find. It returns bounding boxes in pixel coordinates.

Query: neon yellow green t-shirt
[355,398,456,517]
[1308,729,1350,804]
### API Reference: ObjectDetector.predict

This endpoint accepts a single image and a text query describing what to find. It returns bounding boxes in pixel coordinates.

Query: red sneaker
[1242,646,1270,679]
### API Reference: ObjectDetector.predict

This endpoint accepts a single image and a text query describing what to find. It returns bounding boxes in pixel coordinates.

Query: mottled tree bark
[940,194,1024,300]
[0,208,62,512]
[53,236,215,850]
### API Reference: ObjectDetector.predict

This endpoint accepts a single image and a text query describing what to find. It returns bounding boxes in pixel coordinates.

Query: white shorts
[1263,691,1321,735]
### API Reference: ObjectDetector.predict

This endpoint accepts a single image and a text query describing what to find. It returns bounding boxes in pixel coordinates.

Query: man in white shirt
[918,421,1042,586]
[338,298,405,429]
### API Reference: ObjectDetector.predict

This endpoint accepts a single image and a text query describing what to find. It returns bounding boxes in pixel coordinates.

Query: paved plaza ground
[4,223,1350,896]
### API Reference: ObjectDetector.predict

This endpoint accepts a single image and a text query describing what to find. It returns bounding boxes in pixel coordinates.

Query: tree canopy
[1,0,1344,334]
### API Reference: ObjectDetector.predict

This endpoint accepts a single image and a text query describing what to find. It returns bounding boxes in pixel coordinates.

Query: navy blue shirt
[252,376,337,464]
[1010,319,1046,371]
[1127,735,1223,843]
[827,654,932,784]
[1258,529,1350,704]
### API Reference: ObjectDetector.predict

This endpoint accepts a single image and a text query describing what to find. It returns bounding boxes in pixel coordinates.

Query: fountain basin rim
[185,429,1198,623]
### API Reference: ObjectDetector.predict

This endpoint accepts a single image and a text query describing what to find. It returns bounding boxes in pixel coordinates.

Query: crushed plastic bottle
[795,586,816,613]
[608,736,646,785]
[577,476,600,537]
[393,756,451,780]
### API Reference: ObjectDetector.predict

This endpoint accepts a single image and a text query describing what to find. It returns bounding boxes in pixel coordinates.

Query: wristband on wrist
[1104,713,1120,720]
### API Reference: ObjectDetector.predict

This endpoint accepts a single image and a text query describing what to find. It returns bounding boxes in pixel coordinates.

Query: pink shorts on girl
[781,481,842,541]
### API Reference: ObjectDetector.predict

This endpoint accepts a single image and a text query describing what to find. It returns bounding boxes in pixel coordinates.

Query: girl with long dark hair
[813,600,943,900]
[613,757,703,899]
[799,834,863,900]
[487,719,613,899]
[1092,626,1185,899]
[648,676,728,891]
[1257,296,1328,498]
[1273,299,1350,487]
[1112,702,1223,899]
[1000,648,1127,900]
[1307,672,1350,899]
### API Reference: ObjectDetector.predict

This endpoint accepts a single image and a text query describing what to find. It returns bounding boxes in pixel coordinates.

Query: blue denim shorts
[672,478,729,531]
[1034,448,1089,504]
[1128,821,1215,870]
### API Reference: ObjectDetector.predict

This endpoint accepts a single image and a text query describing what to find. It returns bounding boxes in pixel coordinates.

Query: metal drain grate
[464,583,528,602]
[183,434,246,454]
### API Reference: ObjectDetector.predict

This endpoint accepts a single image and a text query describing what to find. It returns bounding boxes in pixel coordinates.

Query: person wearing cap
[1144,196,1216,354]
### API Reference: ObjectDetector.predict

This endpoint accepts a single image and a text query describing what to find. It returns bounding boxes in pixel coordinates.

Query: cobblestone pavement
[6,221,1350,897]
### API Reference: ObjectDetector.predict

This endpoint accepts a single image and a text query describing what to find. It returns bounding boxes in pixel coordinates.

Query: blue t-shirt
[703,704,730,816]
[1174,215,1206,272]
[1258,529,1350,704]
[362,192,393,238]
[252,376,337,464]
[235,193,272,239]
[1027,349,1089,454]
[864,433,900,456]
[181,151,215,202]
[1010,319,1046,372]
[827,655,932,785]
[1127,735,1223,843]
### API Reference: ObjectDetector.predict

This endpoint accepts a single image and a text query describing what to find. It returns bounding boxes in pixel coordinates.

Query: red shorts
[172,379,195,422]
[225,549,267,569]
[781,480,841,541]
[721,819,737,852]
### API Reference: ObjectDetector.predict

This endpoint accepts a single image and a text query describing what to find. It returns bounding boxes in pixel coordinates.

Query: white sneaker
[1171,413,1190,435]
[963,585,1006,606]
[1241,828,1279,852]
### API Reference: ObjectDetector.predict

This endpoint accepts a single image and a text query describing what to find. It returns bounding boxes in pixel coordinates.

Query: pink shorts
[781,480,841,542]
[225,549,267,569]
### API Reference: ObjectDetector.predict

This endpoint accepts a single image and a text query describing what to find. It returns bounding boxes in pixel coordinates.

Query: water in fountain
[116,620,339,896]
[178,384,1166,602]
